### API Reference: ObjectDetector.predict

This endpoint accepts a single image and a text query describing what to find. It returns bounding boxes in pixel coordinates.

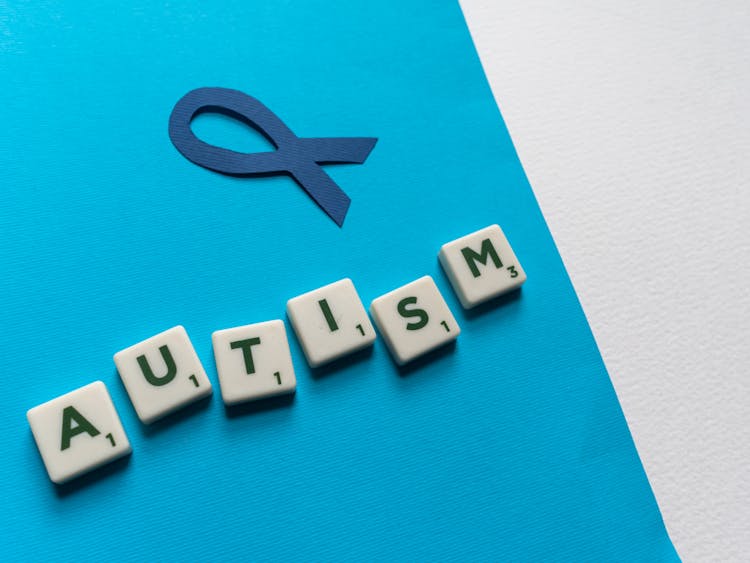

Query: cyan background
[0,1,676,560]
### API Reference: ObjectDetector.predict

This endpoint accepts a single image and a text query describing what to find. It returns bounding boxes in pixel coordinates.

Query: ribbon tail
[289,163,351,227]
[295,137,378,164]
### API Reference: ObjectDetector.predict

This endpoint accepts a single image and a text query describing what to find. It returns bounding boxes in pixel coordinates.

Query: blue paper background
[0,1,677,560]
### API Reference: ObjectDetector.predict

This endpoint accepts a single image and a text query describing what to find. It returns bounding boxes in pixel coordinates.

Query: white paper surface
[461,1,750,561]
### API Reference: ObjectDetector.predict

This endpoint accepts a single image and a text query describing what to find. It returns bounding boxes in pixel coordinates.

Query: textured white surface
[460,1,750,561]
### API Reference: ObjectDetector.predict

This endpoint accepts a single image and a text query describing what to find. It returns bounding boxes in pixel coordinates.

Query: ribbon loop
[168,87,377,226]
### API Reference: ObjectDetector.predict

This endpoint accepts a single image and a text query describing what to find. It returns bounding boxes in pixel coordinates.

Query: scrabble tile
[212,320,296,405]
[370,275,460,365]
[286,278,375,367]
[438,224,526,308]
[114,325,212,424]
[27,381,131,484]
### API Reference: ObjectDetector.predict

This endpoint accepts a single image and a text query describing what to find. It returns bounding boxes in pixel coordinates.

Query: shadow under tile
[458,288,523,321]
[435,261,524,321]
[308,345,374,380]
[113,369,214,437]
[224,391,296,418]
[53,453,132,498]
[395,340,458,377]
[137,394,213,437]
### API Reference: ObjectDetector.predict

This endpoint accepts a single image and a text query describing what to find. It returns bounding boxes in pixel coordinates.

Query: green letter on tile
[397,296,429,330]
[461,238,502,278]
[137,345,177,386]
[230,337,262,375]
[60,406,100,450]
[318,299,339,332]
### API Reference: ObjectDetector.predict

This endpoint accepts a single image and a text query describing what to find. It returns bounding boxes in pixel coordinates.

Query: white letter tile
[27,381,131,484]
[370,275,460,365]
[114,325,212,424]
[286,278,375,367]
[439,224,526,308]
[212,320,296,405]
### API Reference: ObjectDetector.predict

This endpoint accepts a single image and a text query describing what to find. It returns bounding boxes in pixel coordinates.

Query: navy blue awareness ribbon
[168,87,377,226]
